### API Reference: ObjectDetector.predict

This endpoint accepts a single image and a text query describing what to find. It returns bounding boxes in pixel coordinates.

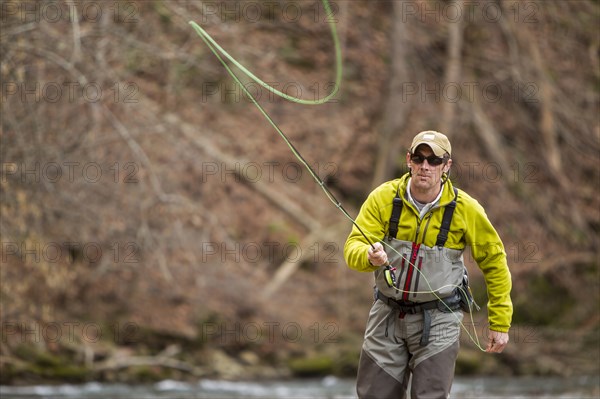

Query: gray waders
[356,188,469,399]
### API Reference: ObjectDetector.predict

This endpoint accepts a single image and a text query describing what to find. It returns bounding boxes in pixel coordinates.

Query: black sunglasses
[410,153,446,166]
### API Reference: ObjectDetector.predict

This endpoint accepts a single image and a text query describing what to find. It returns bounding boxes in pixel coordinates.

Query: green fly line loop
[188,1,341,105]
[189,0,486,352]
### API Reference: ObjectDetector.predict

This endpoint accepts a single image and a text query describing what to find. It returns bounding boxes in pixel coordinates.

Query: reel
[383,264,397,288]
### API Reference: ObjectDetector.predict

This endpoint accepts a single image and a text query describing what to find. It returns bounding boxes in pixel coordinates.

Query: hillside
[1,0,599,383]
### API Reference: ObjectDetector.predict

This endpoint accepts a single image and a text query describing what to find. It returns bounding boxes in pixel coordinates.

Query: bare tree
[371,2,413,187]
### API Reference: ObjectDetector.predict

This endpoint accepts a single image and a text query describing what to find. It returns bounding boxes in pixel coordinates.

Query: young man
[344,131,513,398]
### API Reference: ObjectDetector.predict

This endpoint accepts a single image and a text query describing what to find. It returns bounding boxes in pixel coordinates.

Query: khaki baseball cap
[409,130,451,157]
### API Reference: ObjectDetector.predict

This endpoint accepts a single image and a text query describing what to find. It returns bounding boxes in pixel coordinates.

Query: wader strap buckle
[376,291,442,314]
[376,290,462,346]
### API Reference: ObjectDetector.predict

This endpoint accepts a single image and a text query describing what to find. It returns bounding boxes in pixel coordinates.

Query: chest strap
[387,191,403,242]
[435,187,458,247]
[387,187,459,247]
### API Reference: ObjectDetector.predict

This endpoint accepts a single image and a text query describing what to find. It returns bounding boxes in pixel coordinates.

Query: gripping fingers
[368,242,388,266]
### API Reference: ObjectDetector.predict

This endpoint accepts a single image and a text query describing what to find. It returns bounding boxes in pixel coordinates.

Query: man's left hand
[486,330,509,353]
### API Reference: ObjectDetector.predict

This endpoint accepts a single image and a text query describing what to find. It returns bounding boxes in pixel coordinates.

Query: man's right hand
[368,242,388,266]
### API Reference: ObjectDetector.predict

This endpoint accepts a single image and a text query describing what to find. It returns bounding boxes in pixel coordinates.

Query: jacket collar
[397,173,457,210]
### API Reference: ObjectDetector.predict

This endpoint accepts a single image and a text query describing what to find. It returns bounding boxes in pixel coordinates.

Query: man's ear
[443,158,453,173]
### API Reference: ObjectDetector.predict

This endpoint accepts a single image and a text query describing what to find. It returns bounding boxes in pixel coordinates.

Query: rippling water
[1,376,598,399]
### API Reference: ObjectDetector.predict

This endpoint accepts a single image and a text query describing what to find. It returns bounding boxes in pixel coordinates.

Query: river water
[1,376,598,399]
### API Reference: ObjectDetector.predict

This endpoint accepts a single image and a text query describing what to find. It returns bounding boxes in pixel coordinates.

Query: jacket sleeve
[464,199,513,333]
[343,189,387,273]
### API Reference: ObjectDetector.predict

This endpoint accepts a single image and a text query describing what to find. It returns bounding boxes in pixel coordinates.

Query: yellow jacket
[344,173,513,332]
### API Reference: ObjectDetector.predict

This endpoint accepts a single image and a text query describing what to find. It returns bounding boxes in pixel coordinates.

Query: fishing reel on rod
[383,263,397,288]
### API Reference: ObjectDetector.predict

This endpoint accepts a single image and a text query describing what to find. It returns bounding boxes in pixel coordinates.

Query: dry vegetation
[1,0,598,383]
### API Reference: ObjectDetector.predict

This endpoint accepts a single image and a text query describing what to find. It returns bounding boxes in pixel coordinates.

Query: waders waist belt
[376,290,461,346]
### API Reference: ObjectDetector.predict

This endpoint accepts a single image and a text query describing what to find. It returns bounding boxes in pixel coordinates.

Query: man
[344,130,513,398]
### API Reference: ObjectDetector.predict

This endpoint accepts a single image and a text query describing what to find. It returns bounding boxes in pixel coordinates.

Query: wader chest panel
[378,187,463,303]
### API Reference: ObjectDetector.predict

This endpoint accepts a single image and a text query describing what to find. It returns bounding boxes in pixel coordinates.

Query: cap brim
[411,142,448,157]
